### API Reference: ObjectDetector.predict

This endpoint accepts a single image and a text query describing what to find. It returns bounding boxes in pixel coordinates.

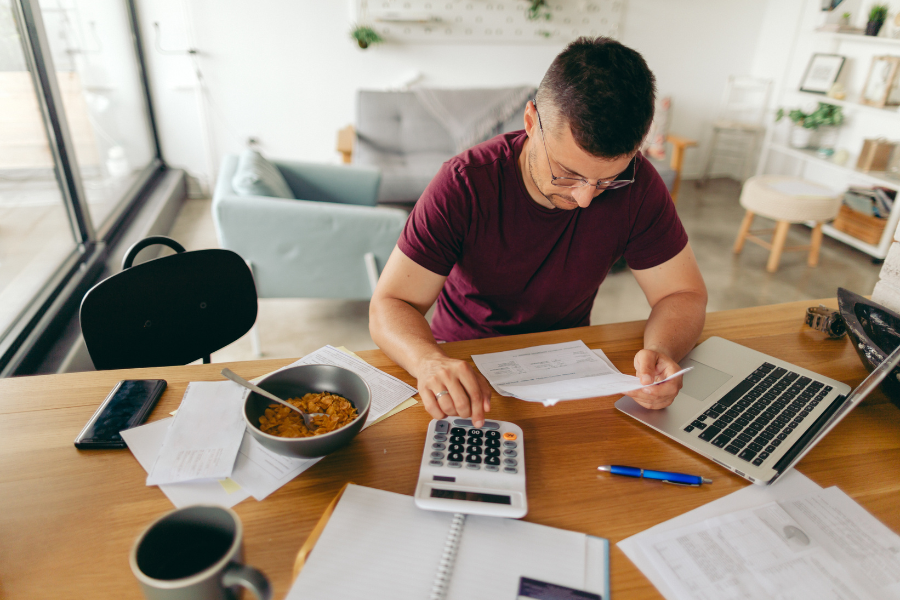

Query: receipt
[472,341,691,406]
[146,381,247,486]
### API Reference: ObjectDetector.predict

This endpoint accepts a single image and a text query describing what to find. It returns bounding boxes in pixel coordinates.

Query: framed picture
[799,53,846,94]
[861,55,900,108]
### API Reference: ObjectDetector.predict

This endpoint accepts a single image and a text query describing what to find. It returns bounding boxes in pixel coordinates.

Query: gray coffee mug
[130,505,271,600]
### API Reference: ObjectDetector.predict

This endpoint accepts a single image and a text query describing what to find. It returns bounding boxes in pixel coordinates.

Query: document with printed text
[635,486,900,600]
[472,341,691,405]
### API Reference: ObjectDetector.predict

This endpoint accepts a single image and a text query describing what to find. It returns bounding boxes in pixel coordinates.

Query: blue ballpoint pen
[598,465,712,487]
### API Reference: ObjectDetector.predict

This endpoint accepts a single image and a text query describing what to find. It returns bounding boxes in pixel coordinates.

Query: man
[369,37,707,428]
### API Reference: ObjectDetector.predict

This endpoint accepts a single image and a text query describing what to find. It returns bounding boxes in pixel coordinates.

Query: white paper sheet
[229,433,322,501]
[472,341,691,405]
[146,381,247,485]
[618,470,822,600]
[121,418,251,508]
[639,499,872,600]
[285,345,418,425]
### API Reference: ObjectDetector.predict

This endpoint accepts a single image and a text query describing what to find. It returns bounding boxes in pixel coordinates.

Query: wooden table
[1,299,898,599]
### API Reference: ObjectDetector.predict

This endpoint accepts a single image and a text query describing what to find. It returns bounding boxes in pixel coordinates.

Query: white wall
[137,0,773,191]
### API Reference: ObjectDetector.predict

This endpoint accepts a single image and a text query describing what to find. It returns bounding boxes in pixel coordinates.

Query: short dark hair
[535,37,656,158]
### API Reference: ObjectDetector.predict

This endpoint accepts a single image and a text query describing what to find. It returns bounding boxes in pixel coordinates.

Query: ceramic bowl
[243,364,371,458]
[837,287,900,408]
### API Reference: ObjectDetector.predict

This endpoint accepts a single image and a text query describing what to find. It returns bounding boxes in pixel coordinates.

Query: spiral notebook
[287,484,609,600]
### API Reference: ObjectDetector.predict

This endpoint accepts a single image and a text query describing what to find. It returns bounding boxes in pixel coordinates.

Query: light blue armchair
[212,154,409,354]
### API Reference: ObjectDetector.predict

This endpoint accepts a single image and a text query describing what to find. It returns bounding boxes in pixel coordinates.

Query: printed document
[146,381,246,485]
[471,341,690,405]
[635,486,900,600]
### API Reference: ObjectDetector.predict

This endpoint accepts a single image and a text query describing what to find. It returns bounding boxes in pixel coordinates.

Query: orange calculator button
[502,432,517,441]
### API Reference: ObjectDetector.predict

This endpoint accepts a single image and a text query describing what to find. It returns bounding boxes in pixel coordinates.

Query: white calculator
[414,419,527,518]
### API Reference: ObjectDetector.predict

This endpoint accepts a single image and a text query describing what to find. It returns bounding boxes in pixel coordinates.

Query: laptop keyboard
[683,363,832,467]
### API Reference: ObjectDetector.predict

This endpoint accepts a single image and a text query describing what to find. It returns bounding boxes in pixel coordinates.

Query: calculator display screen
[430,489,511,505]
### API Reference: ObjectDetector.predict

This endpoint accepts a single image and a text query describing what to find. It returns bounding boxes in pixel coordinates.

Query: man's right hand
[416,356,493,427]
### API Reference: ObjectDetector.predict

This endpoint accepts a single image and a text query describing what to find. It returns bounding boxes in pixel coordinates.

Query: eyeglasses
[533,100,637,190]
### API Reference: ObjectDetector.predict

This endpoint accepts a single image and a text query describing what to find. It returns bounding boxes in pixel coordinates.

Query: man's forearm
[369,297,448,379]
[643,290,707,362]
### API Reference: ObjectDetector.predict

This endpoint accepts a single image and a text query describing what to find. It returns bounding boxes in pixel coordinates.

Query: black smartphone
[74,379,167,449]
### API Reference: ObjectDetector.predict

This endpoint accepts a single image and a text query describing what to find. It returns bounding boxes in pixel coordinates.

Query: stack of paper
[619,471,900,600]
[122,346,418,508]
[471,341,689,406]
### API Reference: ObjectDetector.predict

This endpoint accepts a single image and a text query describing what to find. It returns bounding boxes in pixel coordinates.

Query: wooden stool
[733,176,842,273]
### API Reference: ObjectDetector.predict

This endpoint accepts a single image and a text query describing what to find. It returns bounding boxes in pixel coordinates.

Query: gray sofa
[347,89,693,204]
[353,90,528,203]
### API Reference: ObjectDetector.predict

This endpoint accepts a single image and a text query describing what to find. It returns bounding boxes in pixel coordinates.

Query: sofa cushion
[231,149,295,199]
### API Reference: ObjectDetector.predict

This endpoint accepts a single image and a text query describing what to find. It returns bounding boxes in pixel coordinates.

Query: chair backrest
[717,76,772,127]
[80,237,258,370]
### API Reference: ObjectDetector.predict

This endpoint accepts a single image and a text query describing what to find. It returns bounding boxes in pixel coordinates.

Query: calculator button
[467,437,483,447]
[467,429,483,437]
[485,448,501,457]
[485,430,501,440]
[503,441,517,449]
[502,432,517,441]
[485,465,500,472]
[432,443,446,450]
[503,467,518,474]
[485,439,501,449]
[429,460,443,467]
[503,458,518,466]
[448,462,462,468]
[465,446,483,455]
[485,456,501,466]
[482,421,501,430]
[466,463,481,470]
[430,451,444,459]
[434,421,450,434]
[502,449,517,457]
[448,452,464,462]
[432,434,447,442]
[450,436,466,444]
[453,419,473,427]
[449,444,464,453]
[465,454,482,464]
[450,428,466,436]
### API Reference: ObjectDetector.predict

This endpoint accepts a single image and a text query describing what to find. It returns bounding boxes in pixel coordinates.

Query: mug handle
[222,563,272,600]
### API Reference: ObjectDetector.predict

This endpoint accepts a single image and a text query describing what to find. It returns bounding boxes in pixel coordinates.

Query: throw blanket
[413,86,536,153]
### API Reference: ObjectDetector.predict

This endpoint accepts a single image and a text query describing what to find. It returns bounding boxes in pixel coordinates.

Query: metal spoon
[221,368,325,431]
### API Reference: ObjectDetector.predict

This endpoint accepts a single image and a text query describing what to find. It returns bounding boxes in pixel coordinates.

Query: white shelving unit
[757,25,900,260]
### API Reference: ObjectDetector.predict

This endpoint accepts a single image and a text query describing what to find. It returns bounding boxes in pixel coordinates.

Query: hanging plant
[350,25,383,49]
[527,0,552,21]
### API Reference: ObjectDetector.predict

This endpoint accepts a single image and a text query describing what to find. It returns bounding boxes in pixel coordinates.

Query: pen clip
[661,480,700,487]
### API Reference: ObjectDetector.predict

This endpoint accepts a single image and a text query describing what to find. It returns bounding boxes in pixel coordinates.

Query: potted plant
[350,24,383,49]
[527,0,552,21]
[776,102,844,149]
[866,4,888,36]
[840,11,852,26]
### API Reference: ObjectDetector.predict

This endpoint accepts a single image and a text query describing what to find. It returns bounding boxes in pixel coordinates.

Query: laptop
[615,336,900,485]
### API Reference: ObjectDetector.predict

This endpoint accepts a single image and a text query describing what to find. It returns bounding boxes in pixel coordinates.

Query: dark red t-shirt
[397,131,688,342]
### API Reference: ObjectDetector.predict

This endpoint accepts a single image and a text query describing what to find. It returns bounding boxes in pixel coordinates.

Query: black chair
[80,236,258,370]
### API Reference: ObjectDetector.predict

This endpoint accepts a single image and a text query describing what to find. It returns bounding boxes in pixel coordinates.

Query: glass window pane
[0,0,79,338]
[39,0,156,227]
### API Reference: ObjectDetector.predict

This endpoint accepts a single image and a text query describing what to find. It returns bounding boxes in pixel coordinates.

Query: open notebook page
[287,485,453,599]
[287,485,603,600]
[448,514,596,598]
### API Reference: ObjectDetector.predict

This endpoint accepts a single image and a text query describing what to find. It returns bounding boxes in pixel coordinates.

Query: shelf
[821,223,885,257]
[817,31,900,47]
[796,91,900,120]
[769,143,900,191]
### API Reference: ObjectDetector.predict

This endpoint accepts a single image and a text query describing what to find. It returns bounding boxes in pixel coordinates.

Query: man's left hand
[627,349,684,409]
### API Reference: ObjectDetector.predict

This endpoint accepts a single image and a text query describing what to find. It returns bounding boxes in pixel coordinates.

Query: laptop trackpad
[679,359,733,401]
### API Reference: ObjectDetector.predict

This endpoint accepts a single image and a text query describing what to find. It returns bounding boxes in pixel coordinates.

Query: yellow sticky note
[218,478,242,494]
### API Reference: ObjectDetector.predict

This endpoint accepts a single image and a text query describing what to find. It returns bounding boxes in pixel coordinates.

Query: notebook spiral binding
[429,512,467,600]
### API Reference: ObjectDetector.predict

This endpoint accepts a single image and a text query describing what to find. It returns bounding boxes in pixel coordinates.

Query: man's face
[522,103,634,211]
